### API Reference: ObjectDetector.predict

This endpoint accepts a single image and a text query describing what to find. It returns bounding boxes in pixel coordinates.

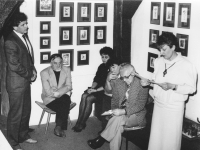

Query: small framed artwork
[147,52,158,73]
[150,2,161,25]
[36,0,56,17]
[40,51,51,64]
[40,21,51,34]
[77,3,91,22]
[77,26,90,45]
[149,29,159,49]
[58,49,74,71]
[163,2,176,27]
[77,50,89,66]
[59,2,74,22]
[59,26,73,46]
[94,26,106,44]
[178,3,191,29]
[40,36,51,49]
[176,34,189,57]
[94,3,107,22]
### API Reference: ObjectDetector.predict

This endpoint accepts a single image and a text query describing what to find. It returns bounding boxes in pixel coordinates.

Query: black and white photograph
[77,50,89,66]
[59,2,74,22]
[40,36,51,49]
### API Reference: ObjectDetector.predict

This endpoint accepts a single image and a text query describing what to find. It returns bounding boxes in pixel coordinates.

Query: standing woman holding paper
[146,32,197,150]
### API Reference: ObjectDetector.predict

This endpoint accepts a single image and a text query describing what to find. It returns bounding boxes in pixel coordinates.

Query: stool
[35,101,76,134]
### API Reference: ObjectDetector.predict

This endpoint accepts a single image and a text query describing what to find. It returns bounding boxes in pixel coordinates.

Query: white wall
[131,0,200,122]
[20,0,114,125]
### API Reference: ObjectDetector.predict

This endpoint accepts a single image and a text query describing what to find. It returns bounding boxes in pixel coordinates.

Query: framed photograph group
[147,52,158,73]
[176,33,189,57]
[40,36,51,49]
[149,29,159,49]
[77,26,90,45]
[40,51,51,64]
[58,49,74,71]
[59,26,73,45]
[163,2,176,27]
[178,3,191,29]
[36,0,56,17]
[40,21,51,34]
[94,26,106,44]
[94,3,107,22]
[59,2,74,22]
[77,50,89,66]
[77,3,91,22]
[150,2,161,25]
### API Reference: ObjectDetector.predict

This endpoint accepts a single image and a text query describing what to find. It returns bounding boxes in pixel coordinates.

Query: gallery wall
[131,0,200,122]
[20,0,114,125]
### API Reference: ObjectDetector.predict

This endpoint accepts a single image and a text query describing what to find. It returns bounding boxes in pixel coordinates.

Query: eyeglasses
[120,73,132,81]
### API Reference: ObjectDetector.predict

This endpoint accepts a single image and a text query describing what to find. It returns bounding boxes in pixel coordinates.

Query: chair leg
[45,113,51,134]
[68,115,72,127]
[38,110,45,127]
[126,132,129,150]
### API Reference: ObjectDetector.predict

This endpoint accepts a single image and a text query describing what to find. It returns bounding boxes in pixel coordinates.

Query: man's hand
[31,70,37,81]
[140,79,150,86]
[53,92,60,98]
[159,82,176,91]
[112,109,126,116]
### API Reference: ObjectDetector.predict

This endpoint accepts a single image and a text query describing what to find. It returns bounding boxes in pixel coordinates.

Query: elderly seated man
[87,63,149,150]
[40,54,72,137]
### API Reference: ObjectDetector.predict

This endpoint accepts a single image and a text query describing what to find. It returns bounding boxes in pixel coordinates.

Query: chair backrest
[35,101,56,114]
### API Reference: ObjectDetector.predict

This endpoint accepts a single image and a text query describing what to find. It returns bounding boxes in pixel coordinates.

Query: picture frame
[94,26,106,44]
[149,29,159,49]
[147,52,158,73]
[150,2,161,25]
[40,36,51,49]
[77,50,89,66]
[176,33,189,57]
[58,49,74,71]
[163,2,176,27]
[36,0,56,17]
[40,51,51,64]
[178,3,191,29]
[59,26,73,46]
[59,2,74,22]
[77,3,91,22]
[40,21,51,34]
[77,26,90,45]
[94,3,107,22]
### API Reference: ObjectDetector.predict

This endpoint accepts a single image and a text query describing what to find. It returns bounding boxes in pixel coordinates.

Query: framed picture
[176,33,189,57]
[58,49,74,71]
[36,0,56,17]
[147,52,158,73]
[40,51,51,64]
[150,2,161,25]
[178,3,191,29]
[94,3,107,22]
[59,2,74,22]
[77,3,91,22]
[163,2,176,27]
[40,36,51,49]
[77,50,89,66]
[94,26,106,44]
[149,29,159,49]
[59,26,73,45]
[77,26,90,45]
[40,21,51,34]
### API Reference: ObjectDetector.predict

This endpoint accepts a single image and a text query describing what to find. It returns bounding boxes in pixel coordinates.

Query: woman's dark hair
[106,58,121,68]
[50,54,63,61]
[156,32,178,50]
[12,12,27,27]
[99,46,114,58]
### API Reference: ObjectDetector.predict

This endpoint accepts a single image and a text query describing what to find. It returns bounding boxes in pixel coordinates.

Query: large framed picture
[77,50,89,66]
[163,2,176,27]
[58,49,74,71]
[40,36,51,49]
[149,29,159,49]
[94,26,106,44]
[59,2,74,22]
[59,26,73,46]
[178,3,191,29]
[40,51,51,64]
[147,52,158,73]
[77,3,91,22]
[150,2,161,25]
[77,26,90,45]
[94,3,107,22]
[36,0,56,17]
[40,21,51,34]
[176,33,189,57]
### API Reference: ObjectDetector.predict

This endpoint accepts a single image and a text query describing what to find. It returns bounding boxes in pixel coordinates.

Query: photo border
[94,26,106,44]
[163,2,176,27]
[77,26,90,45]
[58,49,74,71]
[176,33,189,57]
[40,51,51,64]
[40,21,51,34]
[178,3,191,29]
[149,29,159,49]
[40,36,51,49]
[77,3,91,22]
[36,0,56,17]
[150,2,161,25]
[77,50,89,66]
[147,52,158,73]
[59,26,73,46]
[59,2,74,22]
[94,3,107,22]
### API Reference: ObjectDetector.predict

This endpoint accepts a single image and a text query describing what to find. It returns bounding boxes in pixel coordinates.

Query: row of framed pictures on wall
[150,2,191,29]
[149,29,188,57]
[36,0,107,22]
[40,50,89,71]
[40,25,106,46]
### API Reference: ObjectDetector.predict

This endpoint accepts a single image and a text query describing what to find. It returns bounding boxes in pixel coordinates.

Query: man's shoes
[25,138,37,144]
[87,136,105,149]
[54,126,66,137]
[28,128,35,132]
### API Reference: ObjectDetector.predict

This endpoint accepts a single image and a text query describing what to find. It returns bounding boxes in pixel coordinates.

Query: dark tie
[120,86,130,109]
[22,34,33,63]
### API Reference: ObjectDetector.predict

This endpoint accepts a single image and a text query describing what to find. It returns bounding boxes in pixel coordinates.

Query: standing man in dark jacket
[5,12,37,150]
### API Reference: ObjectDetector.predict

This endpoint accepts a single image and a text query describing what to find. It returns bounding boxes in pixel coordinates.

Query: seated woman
[72,46,113,132]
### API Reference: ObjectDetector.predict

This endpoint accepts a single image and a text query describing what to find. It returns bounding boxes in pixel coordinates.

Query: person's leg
[101,95,111,130]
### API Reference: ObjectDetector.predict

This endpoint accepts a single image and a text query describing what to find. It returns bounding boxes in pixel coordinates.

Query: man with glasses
[87,63,149,150]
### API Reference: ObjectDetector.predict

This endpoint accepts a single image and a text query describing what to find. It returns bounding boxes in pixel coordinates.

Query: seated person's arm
[104,72,114,94]
[91,82,98,89]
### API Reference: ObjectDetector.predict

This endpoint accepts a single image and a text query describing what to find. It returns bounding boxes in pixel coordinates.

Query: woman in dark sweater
[72,47,113,132]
